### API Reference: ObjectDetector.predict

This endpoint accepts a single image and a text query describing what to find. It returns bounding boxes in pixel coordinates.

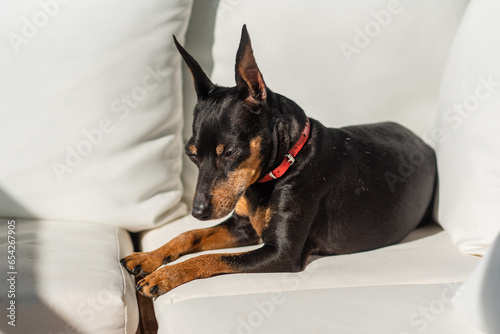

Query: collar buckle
[285,153,295,165]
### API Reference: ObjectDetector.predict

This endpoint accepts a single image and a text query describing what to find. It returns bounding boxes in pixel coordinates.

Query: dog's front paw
[136,266,182,298]
[120,252,166,277]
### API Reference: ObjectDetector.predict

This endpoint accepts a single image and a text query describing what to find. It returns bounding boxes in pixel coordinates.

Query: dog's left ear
[235,25,267,104]
[173,35,214,100]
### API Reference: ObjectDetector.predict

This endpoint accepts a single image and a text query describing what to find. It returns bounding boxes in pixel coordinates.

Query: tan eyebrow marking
[216,144,225,155]
[189,145,197,155]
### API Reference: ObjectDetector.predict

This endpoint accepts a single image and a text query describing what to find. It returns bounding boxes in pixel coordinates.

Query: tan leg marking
[136,253,237,298]
[121,225,237,276]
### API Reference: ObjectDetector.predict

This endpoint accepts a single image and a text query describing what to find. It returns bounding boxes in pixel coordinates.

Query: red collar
[259,119,310,183]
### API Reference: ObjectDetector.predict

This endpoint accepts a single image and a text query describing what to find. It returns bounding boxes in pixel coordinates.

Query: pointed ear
[173,35,214,100]
[235,25,267,104]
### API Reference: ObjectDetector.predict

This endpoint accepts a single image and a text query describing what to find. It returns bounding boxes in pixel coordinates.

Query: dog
[121,25,437,298]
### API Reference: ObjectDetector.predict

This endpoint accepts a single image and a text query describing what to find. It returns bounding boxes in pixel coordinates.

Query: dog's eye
[187,152,198,161]
[224,149,240,159]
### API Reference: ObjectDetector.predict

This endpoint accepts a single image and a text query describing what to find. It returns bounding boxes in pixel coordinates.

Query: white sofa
[1,0,499,333]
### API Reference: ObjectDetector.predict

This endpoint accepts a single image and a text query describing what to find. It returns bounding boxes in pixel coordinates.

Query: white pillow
[427,0,500,255]
[210,0,467,134]
[454,231,500,333]
[0,0,192,231]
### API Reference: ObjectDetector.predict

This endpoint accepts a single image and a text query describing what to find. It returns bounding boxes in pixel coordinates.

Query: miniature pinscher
[121,25,437,298]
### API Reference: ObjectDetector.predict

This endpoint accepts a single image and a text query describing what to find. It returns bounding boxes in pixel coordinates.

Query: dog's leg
[136,243,299,298]
[120,214,260,277]
[135,199,318,298]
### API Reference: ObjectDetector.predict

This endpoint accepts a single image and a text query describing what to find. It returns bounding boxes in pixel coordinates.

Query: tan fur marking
[121,225,237,276]
[190,226,237,252]
[177,253,236,279]
[189,145,197,155]
[235,196,273,237]
[249,206,272,237]
[155,225,242,259]
[137,253,237,297]
[211,137,262,218]
[121,251,165,276]
[216,144,225,155]
[235,196,250,217]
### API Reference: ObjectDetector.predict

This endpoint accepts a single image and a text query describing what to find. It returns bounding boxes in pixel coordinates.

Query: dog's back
[304,121,437,255]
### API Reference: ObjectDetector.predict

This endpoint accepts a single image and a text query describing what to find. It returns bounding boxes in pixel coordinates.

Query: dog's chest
[235,196,272,237]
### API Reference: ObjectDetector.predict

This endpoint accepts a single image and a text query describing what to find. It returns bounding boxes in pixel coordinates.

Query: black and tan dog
[121,25,437,298]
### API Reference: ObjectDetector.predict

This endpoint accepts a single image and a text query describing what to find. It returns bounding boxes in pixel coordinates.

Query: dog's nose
[192,202,212,221]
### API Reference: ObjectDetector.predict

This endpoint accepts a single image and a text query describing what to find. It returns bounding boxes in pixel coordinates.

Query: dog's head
[174,25,272,220]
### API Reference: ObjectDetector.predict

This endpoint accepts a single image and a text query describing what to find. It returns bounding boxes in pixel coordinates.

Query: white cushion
[454,231,500,333]
[140,215,480,333]
[427,0,500,255]
[0,219,138,333]
[210,0,468,135]
[0,0,192,231]
[156,284,482,334]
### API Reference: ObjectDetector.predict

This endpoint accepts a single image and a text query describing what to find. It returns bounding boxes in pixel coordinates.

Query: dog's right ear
[235,25,266,105]
[173,35,214,100]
